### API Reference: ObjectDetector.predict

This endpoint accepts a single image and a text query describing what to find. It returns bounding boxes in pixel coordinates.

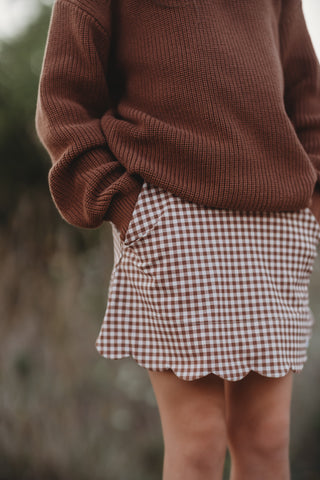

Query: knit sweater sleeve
[280,0,320,186]
[35,0,143,236]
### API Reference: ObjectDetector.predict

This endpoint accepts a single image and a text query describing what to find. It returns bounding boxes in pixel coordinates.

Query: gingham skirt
[95,181,320,381]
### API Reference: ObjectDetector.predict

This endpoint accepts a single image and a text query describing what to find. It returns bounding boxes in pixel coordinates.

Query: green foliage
[0,5,52,225]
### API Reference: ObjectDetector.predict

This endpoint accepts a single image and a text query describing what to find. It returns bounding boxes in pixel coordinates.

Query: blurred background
[1,0,320,479]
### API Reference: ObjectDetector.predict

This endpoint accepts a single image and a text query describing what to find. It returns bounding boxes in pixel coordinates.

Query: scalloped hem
[95,349,305,382]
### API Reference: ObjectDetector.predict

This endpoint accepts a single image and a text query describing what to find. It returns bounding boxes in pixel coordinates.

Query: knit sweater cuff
[106,177,144,242]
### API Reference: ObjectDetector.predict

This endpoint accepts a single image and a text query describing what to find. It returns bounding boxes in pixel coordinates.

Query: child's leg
[225,370,293,480]
[147,369,227,480]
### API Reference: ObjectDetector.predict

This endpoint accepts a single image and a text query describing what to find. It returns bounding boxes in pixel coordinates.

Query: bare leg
[225,370,294,480]
[147,369,228,480]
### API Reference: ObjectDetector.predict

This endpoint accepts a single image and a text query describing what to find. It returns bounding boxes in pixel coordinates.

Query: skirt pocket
[122,181,172,248]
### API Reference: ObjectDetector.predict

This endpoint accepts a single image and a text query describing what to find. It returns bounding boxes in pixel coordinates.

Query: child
[35,1,320,478]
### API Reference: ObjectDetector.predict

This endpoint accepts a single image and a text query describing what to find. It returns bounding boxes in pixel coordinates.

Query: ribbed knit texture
[35,0,320,240]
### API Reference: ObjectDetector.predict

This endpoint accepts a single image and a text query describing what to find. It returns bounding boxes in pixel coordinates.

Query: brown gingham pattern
[95,181,320,382]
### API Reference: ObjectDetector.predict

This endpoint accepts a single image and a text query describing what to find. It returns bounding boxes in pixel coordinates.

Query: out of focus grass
[0,191,164,480]
[1,2,320,479]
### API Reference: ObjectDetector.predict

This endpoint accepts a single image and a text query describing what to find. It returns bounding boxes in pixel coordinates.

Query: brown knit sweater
[35,0,320,241]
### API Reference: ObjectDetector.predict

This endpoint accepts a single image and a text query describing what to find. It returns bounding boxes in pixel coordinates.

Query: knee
[227,413,290,460]
[165,412,228,469]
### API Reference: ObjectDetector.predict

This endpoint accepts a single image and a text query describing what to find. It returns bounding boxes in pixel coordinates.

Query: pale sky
[0,0,319,59]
